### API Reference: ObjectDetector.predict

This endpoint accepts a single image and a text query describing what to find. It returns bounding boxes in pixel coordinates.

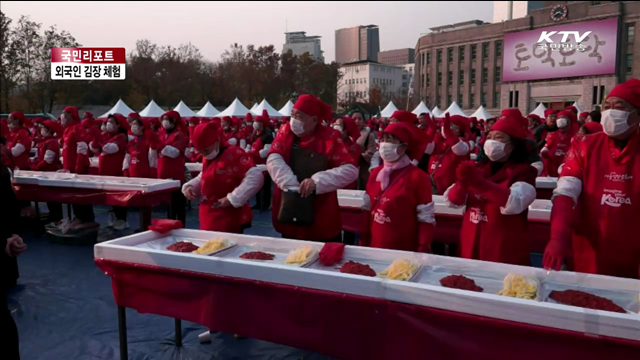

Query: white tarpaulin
[173,101,199,117]
[196,101,220,117]
[278,100,294,117]
[98,99,135,119]
[139,100,165,117]
[443,101,467,117]
[250,103,258,111]
[217,98,252,117]
[432,106,443,117]
[252,99,283,117]
[380,101,398,117]
[572,101,584,114]
[411,101,432,116]
[470,105,493,120]
[530,103,547,118]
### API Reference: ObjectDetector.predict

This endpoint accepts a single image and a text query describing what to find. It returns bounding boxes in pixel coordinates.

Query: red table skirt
[95,259,639,360]
[536,188,553,200]
[15,184,174,207]
[341,208,551,254]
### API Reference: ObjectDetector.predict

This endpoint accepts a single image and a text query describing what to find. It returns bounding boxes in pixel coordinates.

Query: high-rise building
[335,25,380,63]
[378,48,415,66]
[282,31,324,62]
[493,1,544,22]
[337,60,403,108]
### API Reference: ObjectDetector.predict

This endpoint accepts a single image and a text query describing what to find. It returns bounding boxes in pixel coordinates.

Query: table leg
[118,306,128,360]
[139,207,152,231]
[67,204,72,219]
[175,318,182,347]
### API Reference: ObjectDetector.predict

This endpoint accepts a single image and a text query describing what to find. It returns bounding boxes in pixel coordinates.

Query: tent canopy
[252,99,283,117]
[470,105,492,120]
[139,100,165,117]
[173,101,199,117]
[443,101,467,117]
[411,101,432,116]
[278,100,294,117]
[217,98,251,117]
[380,101,398,117]
[432,106,443,117]
[196,101,220,117]
[98,99,135,119]
[530,103,547,118]
[250,103,258,111]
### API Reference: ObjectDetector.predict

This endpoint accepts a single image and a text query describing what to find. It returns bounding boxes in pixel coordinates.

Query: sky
[2,1,493,63]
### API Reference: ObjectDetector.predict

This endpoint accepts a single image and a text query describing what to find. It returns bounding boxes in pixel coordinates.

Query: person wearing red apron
[428,114,472,195]
[544,79,640,279]
[247,113,274,211]
[221,116,238,147]
[182,122,263,233]
[147,117,161,178]
[184,116,200,161]
[267,94,358,242]
[32,120,64,224]
[445,113,538,266]
[124,117,156,179]
[158,110,189,224]
[99,114,129,231]
[361,122,435,252]
[540,110,576,177]
[6,112,32,171]
[75,118,100,175]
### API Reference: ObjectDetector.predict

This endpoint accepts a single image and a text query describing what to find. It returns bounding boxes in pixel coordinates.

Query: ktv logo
[536,30,592,52]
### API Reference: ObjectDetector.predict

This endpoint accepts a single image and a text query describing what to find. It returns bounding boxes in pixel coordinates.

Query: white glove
[245,145,252,152]
[259,148,269,158]
[161,145,180,158]
[89,142,101,154]
[228,138,238,146]
[148,149,158,168]
[184,147,192,158]
[44,150,57,164]
[102,143,119,154]
[11,143,26,157]
[239,139,247,149]
[77,142,88,156]
[128,134,134,141]
[122,153,131,170]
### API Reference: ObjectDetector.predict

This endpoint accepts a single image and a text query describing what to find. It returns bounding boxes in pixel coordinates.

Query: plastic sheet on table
[134,236,234,256]
[541,281,640,315]
[214,243,318,267]
[413,265,508,295]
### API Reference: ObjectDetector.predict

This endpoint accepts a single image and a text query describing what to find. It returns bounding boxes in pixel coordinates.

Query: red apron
[7,127,32,170]
[32,138,61,172]
[98,133,127,176]
[158,129,188,183]
[428,136,471,195]
[128,134,153,179]
[543,129,574,177]
[62,122,82,173]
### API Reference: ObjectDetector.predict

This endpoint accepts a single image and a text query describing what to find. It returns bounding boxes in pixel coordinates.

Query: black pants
[113,206,127,221]
[342,231,356,245]
[2,302,19,360]
[417,153,430,174]
[72,204,95,223]
[46,202,63,223]
[168,190,186,224]
[254,174,272,211]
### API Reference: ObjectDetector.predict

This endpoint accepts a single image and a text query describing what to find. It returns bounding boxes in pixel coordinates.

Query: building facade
[415,1,640,116]
[337,60,403,107]
[378,48,415,66]
[282,31,324,62]
[493,1,545,22]
[335,25,380,64]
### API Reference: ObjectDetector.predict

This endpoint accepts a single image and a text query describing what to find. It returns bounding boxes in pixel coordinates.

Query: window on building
[482,42,489,59]
[627,23,635,44]
[509,91,513,107]
[626,53,633,73]
[515,91,519,107]
[427,52,431,65]
[495,67,501,82]
[447,71,452,86]
[471,69,476,84]
[494,91,500,108]
[437,72,442,86]
[458,93,463,107]
[592,86,598,105]
[495,41,502,57]
[470,93,475,108]
[448,47,453,63]
[447,94,452,105]
[481,92,486,106]
[459,70,464,85]
[482,68,488,84]
[471,44,477,60]
[422,74,425,87]
[510,90,520,107]
[599,85,605,104]
[427,74,431,87]
[459,46,465,62]
[437,49,443,64]
[422,52,425,66]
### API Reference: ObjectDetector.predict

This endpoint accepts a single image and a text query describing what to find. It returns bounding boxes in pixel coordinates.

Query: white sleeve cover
[227,138,238,146]
[417,202,436,224]
[161,145,180,158]
[362,193,371,211]
[102,143,119,154]
[443,183,467,208]
[77,141,88,156]
[311,163,359,195]
[239,139,247,149]
[122,153,131,170]
[369,151,381,171]
[182,174,202,197]
[500,181,537,215]
[451,140,470,156]
[44,150,57,164]
[148,149,158,168]
[425,141,435,155]
[226,166,265,208]
[184,147,192,158]
[267,153,300,190]
[531,161,544,176]
[11,143,26,157]
[552,176,582,205]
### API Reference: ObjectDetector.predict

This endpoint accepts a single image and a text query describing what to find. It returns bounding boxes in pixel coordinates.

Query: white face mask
[379,142,401,162]
[41,128,50,137]
[8,123,17,131]
[101,124,107,132]
[131,125,140,135]
[162,120,173,130]
[204,148,219,160]
[290,117,306,136]
[483,139,508,162]
[253,122,261,130]
[333,125,344,132]
[601,109,633,137]
[556,117,568,128]
[106,122,116,133]
[60,113,69,126]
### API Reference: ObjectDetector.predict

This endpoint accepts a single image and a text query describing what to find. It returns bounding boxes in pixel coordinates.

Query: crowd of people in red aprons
[1,79,638,280]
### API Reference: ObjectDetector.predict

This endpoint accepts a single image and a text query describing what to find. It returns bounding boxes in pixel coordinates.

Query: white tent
[411,101,432,116]
[252,99,283,117]
[217,98,252,117]
[250,103,258,111]
[432,106,443,117]
[380,101,398,117]
[470,105,493,120]
[98,99,135,119]
[278,100,294,116]
[443,102,467,117]
[196,101,220,117]
[572,101,583,114]
[139,100,165,117]
[530,103,547,118]
[173,101,199,117]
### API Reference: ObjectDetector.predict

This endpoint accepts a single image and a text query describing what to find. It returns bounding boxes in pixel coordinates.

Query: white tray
[215,243,318,267]
[337,189,366,208]
[186,162,202,172]
[136,236,236,256]
[536,176,558,189]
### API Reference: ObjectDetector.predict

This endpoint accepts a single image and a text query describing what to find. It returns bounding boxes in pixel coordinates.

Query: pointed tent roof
[470,105,493,120]
[250,103,258,111]
[196,101,220,117]
[252,99,283,117]
[217,98,251,117]
[411,101,432,116]
[98,99,135,119]
[572,101,583,114]
[380,101,398,117]
[443,101,467,117]
[139,100,165,117]
[530,103,547,118]
[278,100,294,116]
[173,101,199,117]
[432,106,443,117]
